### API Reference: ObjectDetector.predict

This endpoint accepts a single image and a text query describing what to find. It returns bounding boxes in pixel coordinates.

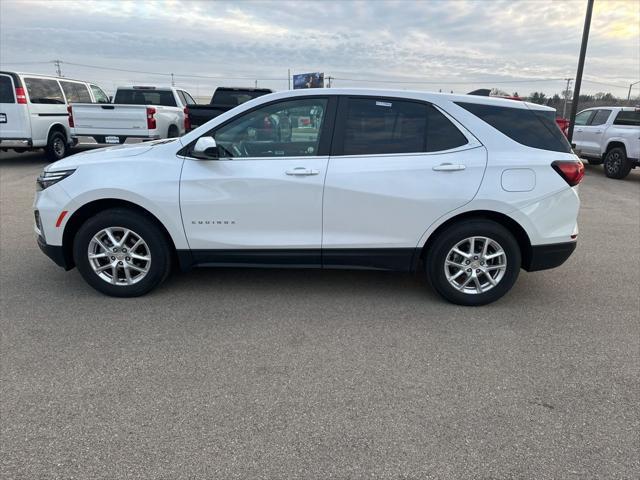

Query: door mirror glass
[192,136,219,159]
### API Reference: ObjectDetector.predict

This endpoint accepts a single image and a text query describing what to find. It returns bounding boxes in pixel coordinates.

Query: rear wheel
[604,147,632,179]
[45,131,68,161]
[73,209,172,297]
[168,125,179,138]
[425,220,521,306]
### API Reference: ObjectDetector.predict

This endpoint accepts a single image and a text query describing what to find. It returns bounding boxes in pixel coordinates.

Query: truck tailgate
[71,104,149,136]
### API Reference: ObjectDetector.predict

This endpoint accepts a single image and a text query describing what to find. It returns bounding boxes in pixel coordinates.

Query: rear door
[322,96,486,270]
[0,73,30,140]
[23,77,68,146]
[579,109,612,156]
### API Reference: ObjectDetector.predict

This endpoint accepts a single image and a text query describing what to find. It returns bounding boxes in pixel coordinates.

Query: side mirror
[192,136,219,159]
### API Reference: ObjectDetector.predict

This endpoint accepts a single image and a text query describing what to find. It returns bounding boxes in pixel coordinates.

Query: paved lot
[1,148,638,479]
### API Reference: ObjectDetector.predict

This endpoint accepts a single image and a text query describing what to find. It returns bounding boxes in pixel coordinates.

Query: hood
[46,138,181,171]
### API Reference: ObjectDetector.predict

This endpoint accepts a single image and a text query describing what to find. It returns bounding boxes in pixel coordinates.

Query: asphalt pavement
[1,148,639,479]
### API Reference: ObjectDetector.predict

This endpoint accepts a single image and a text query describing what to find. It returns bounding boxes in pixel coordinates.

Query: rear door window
[60,81,92,103]
[114,89,177,107]
[456,102,571,153]
[24,78,65,104]
[0,75,15,103]
[341,98,467,155]
[590,109,612,126]
[613,110,640,126]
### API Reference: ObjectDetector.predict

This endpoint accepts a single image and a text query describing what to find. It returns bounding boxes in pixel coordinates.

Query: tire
[73,208,172,297]
[167,125,179,138]
[425,220,521,306]
[45,130,68,161]
[586,157,603,165]
[603,147,632,179]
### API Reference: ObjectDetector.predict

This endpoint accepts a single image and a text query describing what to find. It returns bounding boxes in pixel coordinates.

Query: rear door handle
[432,163,466,172]
[285,167,319,176]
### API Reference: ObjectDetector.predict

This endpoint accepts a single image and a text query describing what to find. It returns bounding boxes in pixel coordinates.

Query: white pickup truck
[573,106,640,179]
[69,86,195,145]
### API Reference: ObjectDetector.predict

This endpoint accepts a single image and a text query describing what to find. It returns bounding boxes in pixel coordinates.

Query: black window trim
[331,95,476,157]
[179,94,339,160]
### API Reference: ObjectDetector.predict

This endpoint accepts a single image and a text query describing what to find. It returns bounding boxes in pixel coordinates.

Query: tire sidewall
[73,209,171,297]
[604,147,631,179]
[426,220,521,306]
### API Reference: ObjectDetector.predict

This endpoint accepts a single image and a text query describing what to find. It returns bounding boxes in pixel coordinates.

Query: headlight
[36,169,75,191]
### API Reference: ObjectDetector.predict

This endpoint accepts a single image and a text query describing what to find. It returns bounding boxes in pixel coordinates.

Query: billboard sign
[293,72,324,89]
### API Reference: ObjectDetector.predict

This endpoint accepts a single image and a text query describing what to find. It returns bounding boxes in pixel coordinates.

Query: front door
[322,96,487,270]
[180,96,335,266]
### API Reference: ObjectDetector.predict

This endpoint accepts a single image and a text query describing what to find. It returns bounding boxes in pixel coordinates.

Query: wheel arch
[46,122,69,143]
[415,210,534,271]
[61,198,183,270]
[604,140,627,156]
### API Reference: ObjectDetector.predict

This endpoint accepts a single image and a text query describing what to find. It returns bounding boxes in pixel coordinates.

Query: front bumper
[37,235,71,270]
[523,241,577,272]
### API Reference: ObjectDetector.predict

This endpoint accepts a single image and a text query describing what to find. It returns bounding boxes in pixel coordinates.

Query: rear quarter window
[114,89,177,107]
[613,111,640,126]
[0,75,14,103]
[24,77,65,104]
[456,102,571,153]
[60,81,92,103]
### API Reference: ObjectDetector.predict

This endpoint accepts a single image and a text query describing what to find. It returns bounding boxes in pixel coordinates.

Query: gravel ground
[1,149,639,479]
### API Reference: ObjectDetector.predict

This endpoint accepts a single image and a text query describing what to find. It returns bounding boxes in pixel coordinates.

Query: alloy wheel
[444,236,507,295]
[87,227,151,286]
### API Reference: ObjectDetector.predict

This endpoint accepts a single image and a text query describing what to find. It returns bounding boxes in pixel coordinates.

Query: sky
[0,0,638,100]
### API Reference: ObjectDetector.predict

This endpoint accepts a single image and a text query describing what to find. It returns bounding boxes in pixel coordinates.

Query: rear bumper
[0,138,32,148]
[523,241,576,272]
[72,135,160,145]
[37,235,71,270]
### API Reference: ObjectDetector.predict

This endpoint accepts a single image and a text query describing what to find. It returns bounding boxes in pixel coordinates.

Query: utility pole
[326,76,332,88]
[171,73,175,86]
[562,78,573,118]
[568,0,594,143]
[255,80,258,88]
[288,69,291,90]
[628,80,640,101]
[53,59,63,77]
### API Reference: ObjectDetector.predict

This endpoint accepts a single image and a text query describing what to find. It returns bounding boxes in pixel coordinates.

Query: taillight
[552,160,584,187]
[15,86,27,104]
[67,105,74,127]
[146,107,156,129]
[184,107,191,132]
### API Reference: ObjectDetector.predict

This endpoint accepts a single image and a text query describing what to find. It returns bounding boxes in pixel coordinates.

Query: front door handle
[285,167,319,176]
[432,163,466,172]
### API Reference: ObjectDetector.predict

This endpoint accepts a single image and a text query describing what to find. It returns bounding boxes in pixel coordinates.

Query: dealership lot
[1,149,638,478]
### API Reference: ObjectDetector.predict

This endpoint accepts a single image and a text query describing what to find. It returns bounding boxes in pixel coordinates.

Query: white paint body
[35,88,580,263]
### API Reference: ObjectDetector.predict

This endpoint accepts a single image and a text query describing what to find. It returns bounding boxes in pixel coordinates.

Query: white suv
[34,89,583,305]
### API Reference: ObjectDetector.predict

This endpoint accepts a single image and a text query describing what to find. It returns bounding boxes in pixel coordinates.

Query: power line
[331,77,567,85]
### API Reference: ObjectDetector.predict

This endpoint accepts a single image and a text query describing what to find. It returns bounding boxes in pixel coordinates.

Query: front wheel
[603,147,632,179]
[425,220,521,306]
[73,209,172,297]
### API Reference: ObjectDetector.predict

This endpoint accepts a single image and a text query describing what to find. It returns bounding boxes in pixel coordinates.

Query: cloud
[1,0,637,97]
